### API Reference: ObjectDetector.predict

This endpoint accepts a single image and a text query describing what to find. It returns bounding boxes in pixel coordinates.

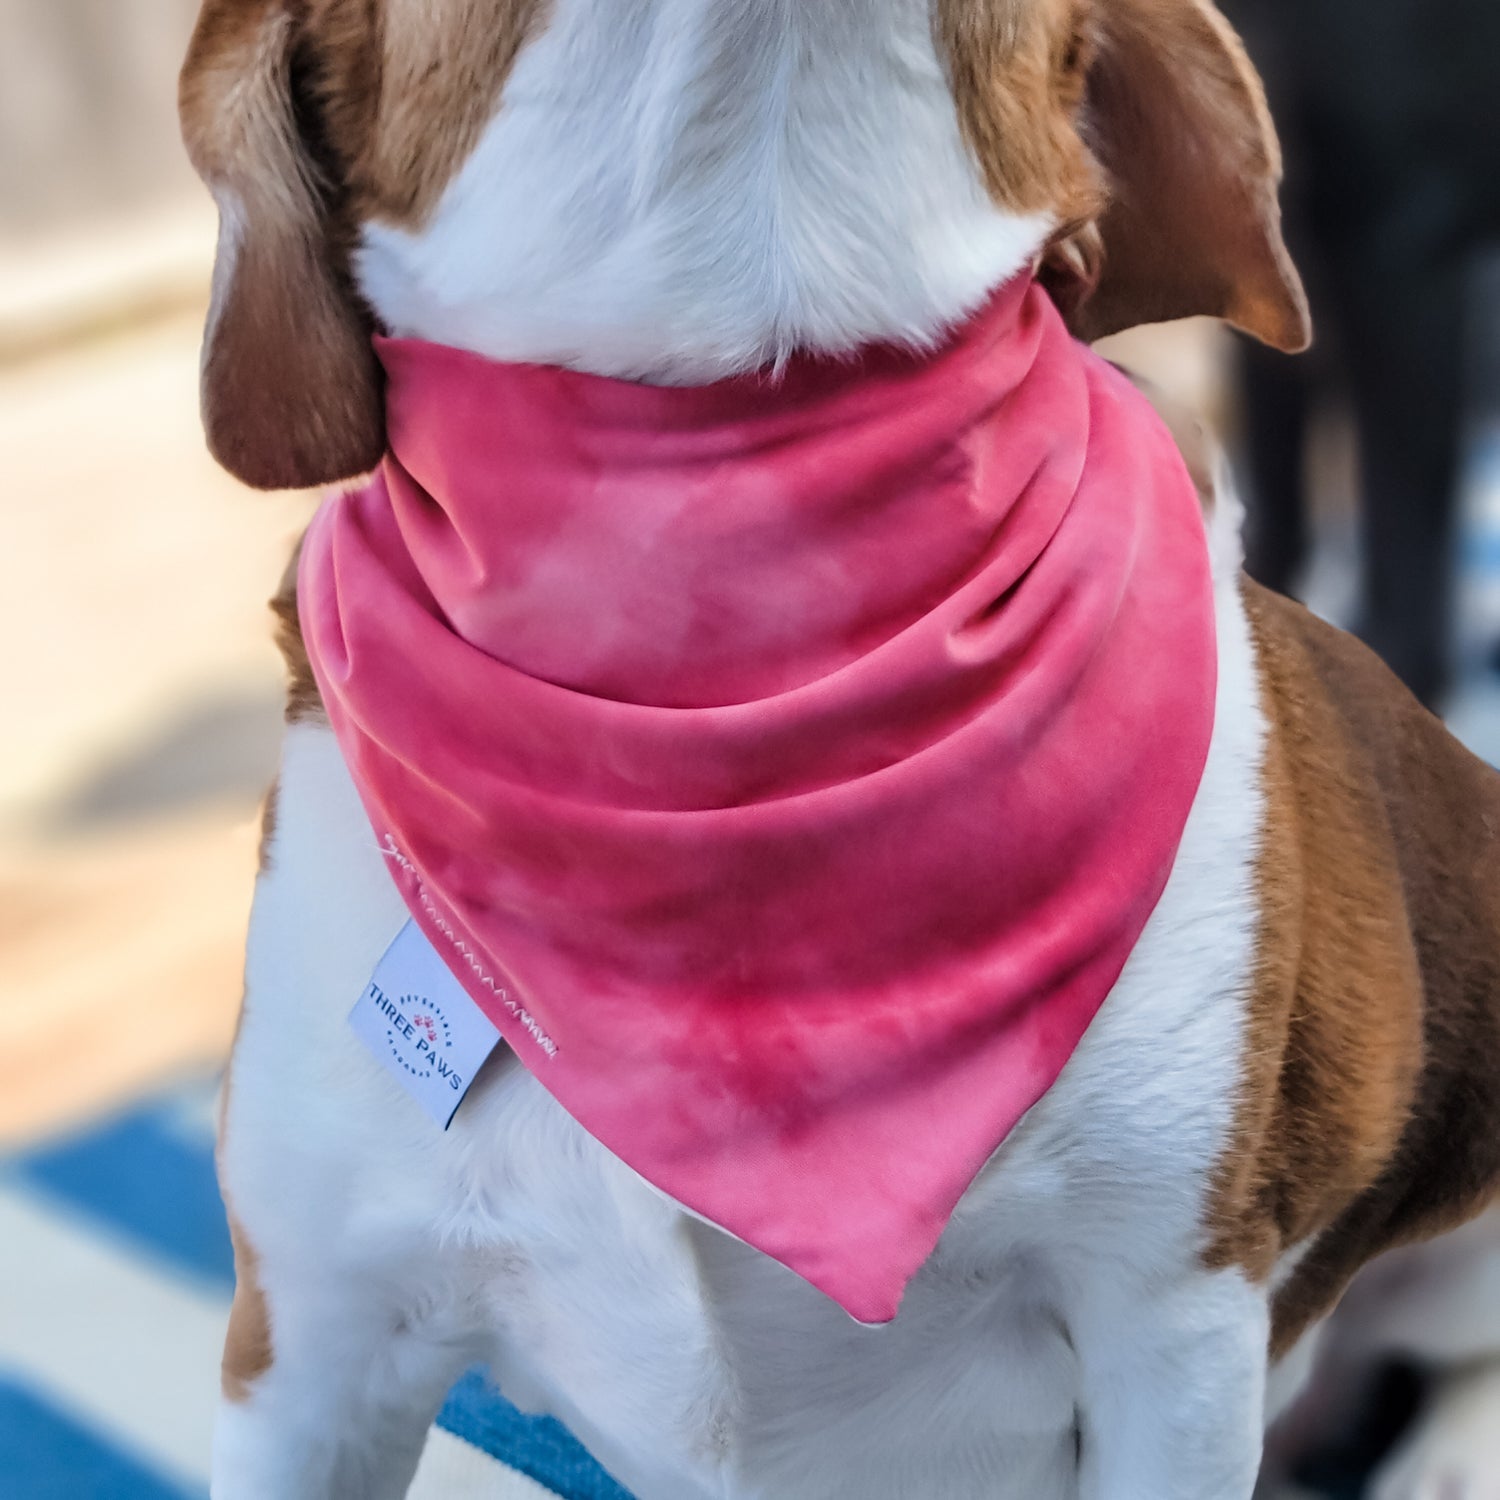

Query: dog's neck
[356,0,1052,387]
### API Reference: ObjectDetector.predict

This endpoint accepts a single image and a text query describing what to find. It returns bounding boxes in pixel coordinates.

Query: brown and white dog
[180,2,1500,1496]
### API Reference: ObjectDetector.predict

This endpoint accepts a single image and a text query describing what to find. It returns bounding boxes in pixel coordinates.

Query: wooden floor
[0,310,310,1146]
[0,814,255,1144]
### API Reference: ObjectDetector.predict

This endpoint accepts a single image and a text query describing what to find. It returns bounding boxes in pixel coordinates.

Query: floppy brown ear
[180,0,385,491]
[1062,0,1311,352]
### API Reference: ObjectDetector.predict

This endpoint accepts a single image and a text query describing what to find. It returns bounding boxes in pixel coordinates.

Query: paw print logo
[387,997,453,1081]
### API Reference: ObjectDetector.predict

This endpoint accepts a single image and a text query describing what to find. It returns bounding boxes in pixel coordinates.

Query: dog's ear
[180,0,385,491]
[1054,0,1311,352]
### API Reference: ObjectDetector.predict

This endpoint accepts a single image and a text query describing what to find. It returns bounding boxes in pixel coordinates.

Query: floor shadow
[40,688,282,835]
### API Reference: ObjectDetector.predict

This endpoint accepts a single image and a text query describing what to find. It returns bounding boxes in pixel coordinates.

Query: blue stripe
[0,1378,201,1500]
[13,1100,234,1293]
[1461,532,1500,574]
[7,1093,635,1496]
[438,1371,636,1500]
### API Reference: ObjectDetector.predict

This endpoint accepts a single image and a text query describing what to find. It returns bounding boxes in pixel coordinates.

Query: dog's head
[181,0,1308,491]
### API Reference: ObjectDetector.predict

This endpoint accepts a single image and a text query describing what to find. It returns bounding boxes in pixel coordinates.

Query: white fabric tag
[350,920,504,1129]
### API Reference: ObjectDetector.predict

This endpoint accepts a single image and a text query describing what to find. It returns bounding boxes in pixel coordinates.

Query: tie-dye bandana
[301,274,1216,1324]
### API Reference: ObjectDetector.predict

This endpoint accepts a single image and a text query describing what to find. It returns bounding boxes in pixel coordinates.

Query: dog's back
[1214,585,1500,1356]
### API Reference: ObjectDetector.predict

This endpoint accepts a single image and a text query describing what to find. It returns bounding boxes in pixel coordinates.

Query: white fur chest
[221,561,1267,1500]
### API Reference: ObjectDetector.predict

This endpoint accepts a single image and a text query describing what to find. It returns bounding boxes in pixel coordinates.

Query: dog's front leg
[211,1245,476,1500]
[1073,1267,1268,1500]
[211,726,491,1499]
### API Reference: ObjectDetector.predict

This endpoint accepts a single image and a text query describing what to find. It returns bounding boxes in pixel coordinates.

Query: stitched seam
[381,836,558,1058]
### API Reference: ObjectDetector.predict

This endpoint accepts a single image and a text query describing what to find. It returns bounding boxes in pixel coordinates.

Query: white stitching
[382,836,558,1058]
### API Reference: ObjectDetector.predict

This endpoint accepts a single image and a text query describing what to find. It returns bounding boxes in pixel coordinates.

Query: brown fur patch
[937,0,1307,351]
[258,777,282,874]
[269,537,325,725]
[222,1213,275,1401]
[1074,0,1309,351]
[933,0,1102,227]
[218,1026,274,1402]
[1206,583,1500,1356]
[309,0,551,227]
[181,0,549,487]
[181,0,387,490]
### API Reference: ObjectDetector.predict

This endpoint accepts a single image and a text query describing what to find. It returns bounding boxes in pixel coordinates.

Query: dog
[179,2,1500,1497]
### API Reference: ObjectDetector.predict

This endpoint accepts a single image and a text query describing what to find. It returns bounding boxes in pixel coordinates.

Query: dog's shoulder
[1212,580,1500,1353]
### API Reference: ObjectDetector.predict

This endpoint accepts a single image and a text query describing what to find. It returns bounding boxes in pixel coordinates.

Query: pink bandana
[301,275,1216,1324]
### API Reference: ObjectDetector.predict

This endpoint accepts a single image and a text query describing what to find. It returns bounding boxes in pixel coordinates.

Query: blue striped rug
[0,1081,635,1499]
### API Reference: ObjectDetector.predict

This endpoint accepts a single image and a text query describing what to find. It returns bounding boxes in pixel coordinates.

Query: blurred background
[1,2,311,1494]
[0,2,1497,1498]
